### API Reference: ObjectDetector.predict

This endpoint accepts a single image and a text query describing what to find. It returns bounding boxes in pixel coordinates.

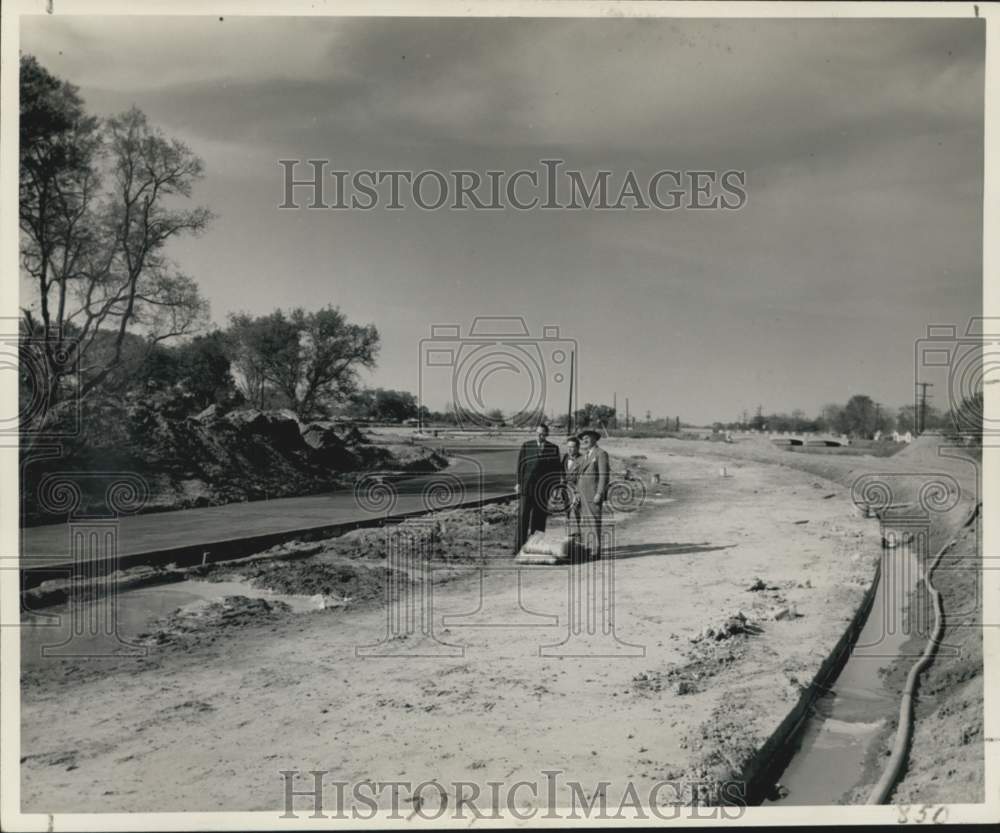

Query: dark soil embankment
[21,400,447,524]
[191,502,518,595]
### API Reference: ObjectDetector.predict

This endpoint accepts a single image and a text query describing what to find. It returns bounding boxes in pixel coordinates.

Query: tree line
[713,393,981,443]
[19,55,380,430]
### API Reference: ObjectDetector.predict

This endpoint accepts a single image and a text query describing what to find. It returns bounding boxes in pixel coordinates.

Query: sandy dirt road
[21,443,884,814]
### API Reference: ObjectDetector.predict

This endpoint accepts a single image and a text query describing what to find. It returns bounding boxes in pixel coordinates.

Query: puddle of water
[21,578,322,668]
[763,545,928,805]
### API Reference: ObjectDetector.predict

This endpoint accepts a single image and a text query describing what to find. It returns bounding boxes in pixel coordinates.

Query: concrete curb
[738,551,883,804]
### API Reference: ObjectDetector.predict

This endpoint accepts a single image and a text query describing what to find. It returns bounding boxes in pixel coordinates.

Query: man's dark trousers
[514,439,561,553]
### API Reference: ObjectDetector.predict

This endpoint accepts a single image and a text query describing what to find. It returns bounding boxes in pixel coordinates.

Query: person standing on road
[561,435,582,537]
[576,428,609,556]
[514,423,562,553]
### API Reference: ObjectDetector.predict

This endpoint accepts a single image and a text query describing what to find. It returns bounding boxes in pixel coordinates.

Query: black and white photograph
[1,0,997,828]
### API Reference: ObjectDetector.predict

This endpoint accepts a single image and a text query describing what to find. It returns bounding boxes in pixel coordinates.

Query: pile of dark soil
[240,559,400,604]
[191,502,519,599]
[137,596,292,647]
[22,402,447,524]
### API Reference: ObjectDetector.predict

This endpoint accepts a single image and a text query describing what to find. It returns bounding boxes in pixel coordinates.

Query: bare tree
[19,56,211,432]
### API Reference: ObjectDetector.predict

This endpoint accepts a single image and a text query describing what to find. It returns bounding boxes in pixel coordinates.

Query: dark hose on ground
[866,502,980,805]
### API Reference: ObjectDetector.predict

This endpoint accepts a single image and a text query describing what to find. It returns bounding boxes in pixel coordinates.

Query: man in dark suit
[514,422,562,553]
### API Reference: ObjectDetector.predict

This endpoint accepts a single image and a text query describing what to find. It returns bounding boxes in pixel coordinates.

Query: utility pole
[567,351,575,434]
[613,392,617,429]
[916,382,933,434]
[625,397,630,430]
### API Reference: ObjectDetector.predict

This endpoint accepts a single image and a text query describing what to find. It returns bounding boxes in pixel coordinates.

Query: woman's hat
[576,428,601,442]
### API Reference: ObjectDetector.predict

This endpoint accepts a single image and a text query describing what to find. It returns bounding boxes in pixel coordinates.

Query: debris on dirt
[632,671,668,693]
[690,611,761,643]
[184,541,325,580]
[137,596,292,646]
[193,502,518,597]
[678,693,769,803]
[793,519,809,525]
[241,560,398,602]
[768,783,790,800]
[747,577,767,591]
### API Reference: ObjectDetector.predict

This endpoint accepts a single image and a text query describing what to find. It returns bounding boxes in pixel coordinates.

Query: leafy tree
[897,403,944,435]
[348,388,418,422]
[896,405,916,434]
[841,394,879,438]
[225,306,379,419]
[226,311,299,409]
[816,403,846,434]
[484,408,506,425]
[171,331,237,409]
[574,403,616,428]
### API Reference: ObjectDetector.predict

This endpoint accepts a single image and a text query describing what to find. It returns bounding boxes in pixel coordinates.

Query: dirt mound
[240,559,399,603]
[22,401,447,524]
[137,596,292,647]
[890,432,979,472]
[191,502,519,598]
[325,503,517,564]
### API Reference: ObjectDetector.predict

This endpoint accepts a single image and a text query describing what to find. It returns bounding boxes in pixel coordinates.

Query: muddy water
[764,544,929,804]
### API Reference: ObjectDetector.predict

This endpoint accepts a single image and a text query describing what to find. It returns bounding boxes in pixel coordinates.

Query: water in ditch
[763,543,930,804]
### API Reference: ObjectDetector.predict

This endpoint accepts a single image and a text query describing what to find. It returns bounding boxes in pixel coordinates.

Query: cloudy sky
[20,14,984,424]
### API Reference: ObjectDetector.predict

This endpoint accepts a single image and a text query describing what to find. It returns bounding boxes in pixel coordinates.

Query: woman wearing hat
[576,428,609,556]
[561,435,583,537]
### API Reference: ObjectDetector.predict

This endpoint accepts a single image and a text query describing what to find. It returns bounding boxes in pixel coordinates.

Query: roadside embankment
[21,405,447,525]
